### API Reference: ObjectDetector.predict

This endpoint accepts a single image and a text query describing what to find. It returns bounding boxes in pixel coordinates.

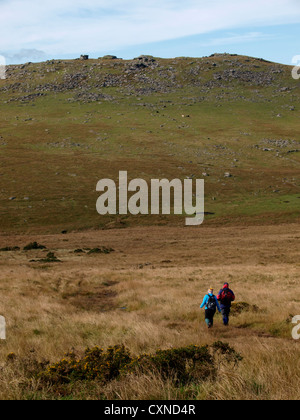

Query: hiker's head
[223,282,229,289]
[208,287,213,294]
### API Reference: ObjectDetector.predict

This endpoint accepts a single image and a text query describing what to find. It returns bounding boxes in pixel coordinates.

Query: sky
[0,0,299,65]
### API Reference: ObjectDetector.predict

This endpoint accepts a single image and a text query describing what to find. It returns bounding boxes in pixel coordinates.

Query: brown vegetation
[0,223,299,399]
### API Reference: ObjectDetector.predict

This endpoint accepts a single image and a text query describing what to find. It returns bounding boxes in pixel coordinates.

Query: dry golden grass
[0,223,299,399]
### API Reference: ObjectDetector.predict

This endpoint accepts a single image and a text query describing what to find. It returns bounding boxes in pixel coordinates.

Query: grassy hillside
[0,55,299,400]
[0,54,299,233]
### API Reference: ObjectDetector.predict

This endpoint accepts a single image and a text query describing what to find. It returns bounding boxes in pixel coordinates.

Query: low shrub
[0,246,20,251]
[40,252,61,262]
[211,341,243,367]
[125,345,215,384]
[30,252,61,263]
[23,242,46,251]
[87,247,114,255]
[39,342,242,387]
[41,345,131,384]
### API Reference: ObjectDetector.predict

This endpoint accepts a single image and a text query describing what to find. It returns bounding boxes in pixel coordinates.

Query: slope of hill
[0,54,299,233]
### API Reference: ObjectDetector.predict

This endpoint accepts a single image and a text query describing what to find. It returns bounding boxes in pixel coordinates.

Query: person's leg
[205,310,211,327]
[210,309,216,326]
[205,309,215,328]
[226,307,231,325]
[221,307,230,325]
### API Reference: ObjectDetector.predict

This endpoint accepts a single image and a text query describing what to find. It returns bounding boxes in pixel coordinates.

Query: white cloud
[202,32,276,47]
[5,49,46,62]
[0,0,299,59]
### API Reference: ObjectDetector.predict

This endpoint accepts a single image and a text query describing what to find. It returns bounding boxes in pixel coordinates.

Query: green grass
[0,55,299,233]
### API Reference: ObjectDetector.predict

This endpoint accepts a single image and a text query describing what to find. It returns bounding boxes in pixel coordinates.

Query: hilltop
[0,54,299,233]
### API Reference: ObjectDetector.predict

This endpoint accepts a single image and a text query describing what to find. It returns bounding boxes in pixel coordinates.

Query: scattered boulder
[102,55,118,60]
[134,55,156,62]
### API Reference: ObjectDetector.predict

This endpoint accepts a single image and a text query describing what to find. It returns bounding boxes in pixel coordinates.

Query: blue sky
[0,0,299,65]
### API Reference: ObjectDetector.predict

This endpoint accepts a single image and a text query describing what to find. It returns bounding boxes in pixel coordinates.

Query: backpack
[206,295,217,311]
[220,288,233,304]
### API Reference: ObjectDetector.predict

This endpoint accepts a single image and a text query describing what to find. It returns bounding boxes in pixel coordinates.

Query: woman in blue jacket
[200,288,221,328]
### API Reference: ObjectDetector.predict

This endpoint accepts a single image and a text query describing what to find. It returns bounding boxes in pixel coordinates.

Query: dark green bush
[40,252,61,262]
[40,342,241,386]
[211,341,243,366]
[42,345,131,384]
[30,252,61,263]
[0,246,20,251]
[87,247,114,255]
[23,242,46,251]
[125,345,214,384]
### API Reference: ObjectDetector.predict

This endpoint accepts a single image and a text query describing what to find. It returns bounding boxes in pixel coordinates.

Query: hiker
[217,283,235,326]
[200,287,221,328]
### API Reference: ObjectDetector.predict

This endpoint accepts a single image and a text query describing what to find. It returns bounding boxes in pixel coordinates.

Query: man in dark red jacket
[217,283,235,326]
